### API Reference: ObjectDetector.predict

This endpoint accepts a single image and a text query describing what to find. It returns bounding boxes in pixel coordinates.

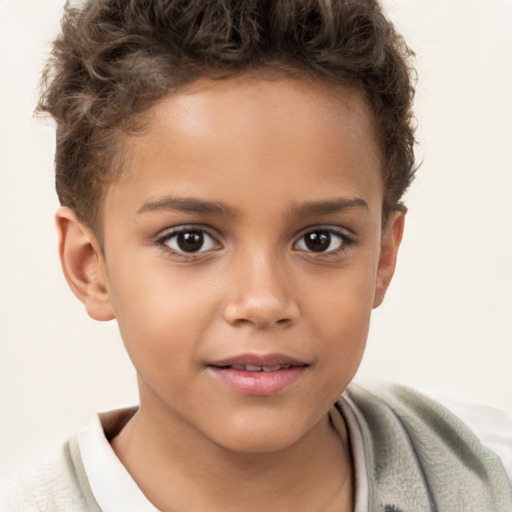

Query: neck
[111,396,353,512]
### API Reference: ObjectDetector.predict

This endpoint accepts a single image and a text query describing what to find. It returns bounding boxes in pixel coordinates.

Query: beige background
[1,0,511,475]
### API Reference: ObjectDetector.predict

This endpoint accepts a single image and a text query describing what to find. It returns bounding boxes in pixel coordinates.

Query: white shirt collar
[77,407,159,512]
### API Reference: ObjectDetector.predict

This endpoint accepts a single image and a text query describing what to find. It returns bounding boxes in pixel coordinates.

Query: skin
[56,75,404,512]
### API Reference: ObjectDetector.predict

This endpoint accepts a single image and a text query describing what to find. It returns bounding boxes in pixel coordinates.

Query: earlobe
[55,206,115,321]
[373,210,406,308]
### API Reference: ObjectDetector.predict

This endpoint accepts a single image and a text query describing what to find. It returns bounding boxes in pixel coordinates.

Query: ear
[55,206,115,321]
[373,210,406,308]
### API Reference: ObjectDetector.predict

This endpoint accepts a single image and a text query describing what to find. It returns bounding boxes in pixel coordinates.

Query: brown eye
[176,231,204,252]
[295,228,348,254]
[162,228,218,254]
[303,231,331,252]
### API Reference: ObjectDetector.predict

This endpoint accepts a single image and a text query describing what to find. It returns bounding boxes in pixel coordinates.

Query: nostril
[223,291,300,328]
[232,317,252,327]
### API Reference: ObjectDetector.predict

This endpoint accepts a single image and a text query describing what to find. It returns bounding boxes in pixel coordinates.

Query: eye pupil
[177,231,204,252]
[304,231,331,252]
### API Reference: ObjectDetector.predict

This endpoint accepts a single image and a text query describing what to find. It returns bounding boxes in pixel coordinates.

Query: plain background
[1,0,511,475]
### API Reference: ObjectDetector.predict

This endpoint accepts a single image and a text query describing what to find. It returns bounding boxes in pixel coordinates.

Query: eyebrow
[137,196,236,217]
[137,195,368,218]
[292,197,369,216]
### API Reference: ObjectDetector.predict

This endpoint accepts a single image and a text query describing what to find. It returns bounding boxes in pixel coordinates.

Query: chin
[217,433,301,456]
[209,412,318,456]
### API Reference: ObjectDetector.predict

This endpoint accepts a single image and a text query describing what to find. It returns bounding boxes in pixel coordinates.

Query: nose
[222,250,300,329]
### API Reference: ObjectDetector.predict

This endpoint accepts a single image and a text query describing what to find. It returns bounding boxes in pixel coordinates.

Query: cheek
[305,256,377,331]
[311,304,370,401]
[315,294,371,368]
[303,259,377,382]
[107,261,219,372]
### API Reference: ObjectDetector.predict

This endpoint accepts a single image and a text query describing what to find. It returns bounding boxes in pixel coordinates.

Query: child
[1,0,511,510]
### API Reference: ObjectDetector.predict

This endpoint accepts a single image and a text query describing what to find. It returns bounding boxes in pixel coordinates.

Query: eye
[294,228,350,254]
[158,227,219,254]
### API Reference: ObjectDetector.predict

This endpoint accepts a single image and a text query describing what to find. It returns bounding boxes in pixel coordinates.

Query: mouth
[214,362,304,372]
[207,354,309,397]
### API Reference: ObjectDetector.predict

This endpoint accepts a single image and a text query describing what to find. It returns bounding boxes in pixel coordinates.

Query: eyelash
[155,226,221,260]
[293,227,355,258]
[155,225,355,260]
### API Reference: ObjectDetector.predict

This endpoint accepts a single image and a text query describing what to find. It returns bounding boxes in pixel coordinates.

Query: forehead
[148,74,375,134]
[107,75,383,223]
[136,75,380,165]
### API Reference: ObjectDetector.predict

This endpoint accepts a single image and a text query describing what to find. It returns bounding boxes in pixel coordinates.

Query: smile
[207,354,309,397]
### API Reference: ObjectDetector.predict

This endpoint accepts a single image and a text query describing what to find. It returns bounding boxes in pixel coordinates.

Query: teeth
[229,364,291,372]
[245,365,261,372]
[262,365,283,372]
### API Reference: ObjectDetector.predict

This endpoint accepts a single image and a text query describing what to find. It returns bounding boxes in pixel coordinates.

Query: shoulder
[345,382,512,471]
[340,382,512,511]
[0,438,100,512]
[414,386,512,481]
[344,382,512,467]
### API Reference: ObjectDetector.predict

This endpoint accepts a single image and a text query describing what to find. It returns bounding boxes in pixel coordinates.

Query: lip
[207,353,309,397]
[208,352,308,368]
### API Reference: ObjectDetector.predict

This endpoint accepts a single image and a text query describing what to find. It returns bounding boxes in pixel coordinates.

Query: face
[81,75,402,453]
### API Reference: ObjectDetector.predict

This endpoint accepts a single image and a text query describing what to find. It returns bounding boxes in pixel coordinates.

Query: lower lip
[208,366,306,397]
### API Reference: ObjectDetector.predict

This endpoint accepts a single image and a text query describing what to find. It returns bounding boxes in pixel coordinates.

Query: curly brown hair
[38,0,417,234]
